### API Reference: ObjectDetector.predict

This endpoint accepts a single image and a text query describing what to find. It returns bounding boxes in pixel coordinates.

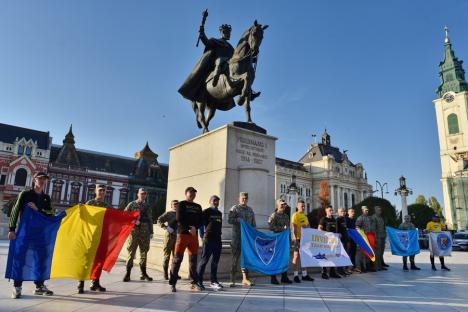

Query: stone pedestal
[165,123,277,236]
[119,124,277,278]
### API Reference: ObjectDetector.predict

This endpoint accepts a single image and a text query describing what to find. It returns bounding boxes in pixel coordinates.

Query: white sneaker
[12,287,22,299]
[210,282,223,291]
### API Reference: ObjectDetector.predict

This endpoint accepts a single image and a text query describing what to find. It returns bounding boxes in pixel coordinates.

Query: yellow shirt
[291,212,309,239]
[426,221,443,232]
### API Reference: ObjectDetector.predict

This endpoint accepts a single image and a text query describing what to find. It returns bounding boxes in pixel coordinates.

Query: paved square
[1,241,467,312]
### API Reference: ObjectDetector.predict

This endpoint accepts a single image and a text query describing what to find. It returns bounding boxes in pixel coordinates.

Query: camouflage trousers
[231,241,248,274]
[374,237,386,270]
[126,224,151,269]
[163,232,177,270]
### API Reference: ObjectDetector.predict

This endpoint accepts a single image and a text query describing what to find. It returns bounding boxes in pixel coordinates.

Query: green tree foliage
[428,196,443,217]
[407,204,434,229]
[352,196,398,227]
[415,195,427,205]
[151,196,167,223]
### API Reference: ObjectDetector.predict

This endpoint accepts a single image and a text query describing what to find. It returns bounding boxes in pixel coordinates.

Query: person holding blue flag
[398,215,421,271]
[267,199,292,284]
[8,172,55,299]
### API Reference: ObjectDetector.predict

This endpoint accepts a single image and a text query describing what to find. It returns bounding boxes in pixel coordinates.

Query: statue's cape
[178,38,235,110]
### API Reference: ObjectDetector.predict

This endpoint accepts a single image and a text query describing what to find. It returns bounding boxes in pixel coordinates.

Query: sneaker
[441,266,451,271]
[34,285,53,296]
[90,281,106,292]
[213,281,224,289]
[293,276,301,283]
[191,282,205,291]
[171,285,177,292]
[321,273,329,279]
[302,275,314,282]
[210,282,222,291]
[11,287,21,299]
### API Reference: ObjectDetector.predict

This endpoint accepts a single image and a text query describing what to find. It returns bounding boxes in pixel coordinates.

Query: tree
[415,195,427,205]
[352,196,398,227]
[428,196,443,217]
[151,195,167,223]
[407,204,434,229]
[319,181,330,209]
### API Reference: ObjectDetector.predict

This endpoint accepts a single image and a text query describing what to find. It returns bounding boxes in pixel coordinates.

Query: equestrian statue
[178,10,268,133]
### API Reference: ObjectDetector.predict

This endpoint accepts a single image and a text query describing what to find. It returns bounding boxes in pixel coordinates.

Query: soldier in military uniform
[123,188,154,282]
[268,199,292,284]
[399,215,421,271]
[355,206,375,273]
[157,200,179,280]
[228,192,256,287]
[371,206,387,271]
[78,184,112,294]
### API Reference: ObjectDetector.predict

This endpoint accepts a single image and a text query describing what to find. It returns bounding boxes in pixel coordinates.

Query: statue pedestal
[120,124,277,278]
[166,123,277,236]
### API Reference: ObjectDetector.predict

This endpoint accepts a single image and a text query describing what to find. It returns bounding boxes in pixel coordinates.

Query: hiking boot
[441,266,451,271]
[410,265,421,270]
[403,265,409,271]
[271,275,279,285]
[34,285,53,296]
[280,274,292,284]
[330,272,341,278]
[140,266,153,281]
[294,276,301,283]
[432,265,437,271]
[90,280,106,292]
[123,269,131,282]
[242,271,254,286]
[321,273,329,279]
[171,285,177,292]
[78,281,85,294]
[11,287,21,299]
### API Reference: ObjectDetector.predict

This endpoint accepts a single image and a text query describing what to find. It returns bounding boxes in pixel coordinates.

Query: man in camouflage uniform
[228,192,256,287]
[372,206,387,271]
[123,188,154,282]
[399,215,421,271]
[157,200,179,280]
[355,206,375,273]
[78,184,112,293]
[268,199,292,284]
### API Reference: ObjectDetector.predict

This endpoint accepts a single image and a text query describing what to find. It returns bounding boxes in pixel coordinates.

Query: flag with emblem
[429,231,452,257]
[386,226,420,256]
[240,220,290,275]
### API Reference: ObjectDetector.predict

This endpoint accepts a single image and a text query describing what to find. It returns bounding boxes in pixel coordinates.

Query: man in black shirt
[169,187,203,292]
[345,208,357,272]
[8,172,55,299]
[197,195,223,290]
[336,208,350,276]
[318,206,341,279]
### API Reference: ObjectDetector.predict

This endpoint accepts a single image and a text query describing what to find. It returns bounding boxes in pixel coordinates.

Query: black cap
[433,214,440,219]
[34,172,49,179]
[185,186,197,193]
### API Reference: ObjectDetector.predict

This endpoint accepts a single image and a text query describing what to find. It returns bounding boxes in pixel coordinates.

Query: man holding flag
[8,172,55,299]
[426,215,451,271]
[318,206,342,279]
[355,206,375,273]
[398,215,421,271]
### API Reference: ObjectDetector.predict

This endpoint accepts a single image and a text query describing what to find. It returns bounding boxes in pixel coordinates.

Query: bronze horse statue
[178,20,268,133]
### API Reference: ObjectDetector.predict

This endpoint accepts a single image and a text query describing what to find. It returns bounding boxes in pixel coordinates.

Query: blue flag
[386,226,420,256]
[240,220,290,275]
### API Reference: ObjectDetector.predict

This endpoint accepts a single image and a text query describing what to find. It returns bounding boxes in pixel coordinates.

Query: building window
[344,193,348,209]
[70,182,81,204]
[351,194,355,206]
[52,179,64,202]
[14,168,28,186]
[17,145,24,155]
[119,188,128,207]
[0,174,5,185]
[105,186,114,206]
[87,184,96,201]
[25,146,32,156]
[448,113,460,135]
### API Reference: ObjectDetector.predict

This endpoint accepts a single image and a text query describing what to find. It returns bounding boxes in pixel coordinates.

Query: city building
[275,130,373,213]
[433,28,468,230]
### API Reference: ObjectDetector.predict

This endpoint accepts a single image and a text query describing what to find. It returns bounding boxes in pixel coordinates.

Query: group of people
[7,172,452,299]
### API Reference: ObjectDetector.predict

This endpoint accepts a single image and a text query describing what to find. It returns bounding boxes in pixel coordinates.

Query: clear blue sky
[1,1,467,210]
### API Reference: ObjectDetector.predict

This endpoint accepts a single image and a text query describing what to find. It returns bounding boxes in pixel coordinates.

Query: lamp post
[394,176,413,218]
[373,180,389,198]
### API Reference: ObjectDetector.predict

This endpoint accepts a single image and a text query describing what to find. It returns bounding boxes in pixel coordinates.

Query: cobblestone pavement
[1,240,468,312]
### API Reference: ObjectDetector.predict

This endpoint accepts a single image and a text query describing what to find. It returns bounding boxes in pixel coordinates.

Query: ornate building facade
[275,130,373,214]
[433,28,468,230]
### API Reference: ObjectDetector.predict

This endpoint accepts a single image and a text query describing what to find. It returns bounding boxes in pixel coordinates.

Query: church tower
[433,27,468,230]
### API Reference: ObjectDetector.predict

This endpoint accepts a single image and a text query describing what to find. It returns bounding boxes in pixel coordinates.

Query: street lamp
[373,180,389,198]
[394,176,413,218]
[286,174,299,212]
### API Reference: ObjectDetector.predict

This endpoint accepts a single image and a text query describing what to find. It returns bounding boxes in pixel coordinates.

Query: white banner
[429,231,452,257]
[299,228,353,268]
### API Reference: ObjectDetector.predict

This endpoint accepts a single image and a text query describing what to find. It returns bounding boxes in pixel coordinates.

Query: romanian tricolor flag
[347,228,376,262]
[5,204,138,281]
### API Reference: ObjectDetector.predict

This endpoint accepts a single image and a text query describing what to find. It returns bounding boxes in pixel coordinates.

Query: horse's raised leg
[192,101,202,129]
[197,101,209,133]
[206,106,216,129]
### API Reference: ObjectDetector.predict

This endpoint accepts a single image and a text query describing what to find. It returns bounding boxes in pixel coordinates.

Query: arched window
[17,145,24,155]
[448,113,460,134]
[14,168,28,186]
[351,194,355,206]
[25,146,32,156]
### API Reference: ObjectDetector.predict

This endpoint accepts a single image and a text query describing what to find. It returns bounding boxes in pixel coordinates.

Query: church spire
[63,124,75,144]
[56,124,80,166]
[322,129,331,146]
[436,27,468,98]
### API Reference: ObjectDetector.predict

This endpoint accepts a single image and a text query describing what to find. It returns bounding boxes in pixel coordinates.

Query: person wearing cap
[371,206,387,271]
[291,200,314,283]
[122,188,154,282]
[169,187,203,292]
[228,192,256,287]
[399,215,421,271]
[267,199,292,284]
[8,172,55,299]
[197,195,224,290]
[355,206,376,273]
[77,184,112,294]
[426,215,450,271]
[157,200,179,280]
